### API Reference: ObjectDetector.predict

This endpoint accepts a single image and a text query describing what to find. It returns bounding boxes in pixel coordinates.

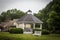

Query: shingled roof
[16,14,43,24]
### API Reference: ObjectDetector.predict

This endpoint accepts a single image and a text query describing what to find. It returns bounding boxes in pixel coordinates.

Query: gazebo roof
[16,14,43,24]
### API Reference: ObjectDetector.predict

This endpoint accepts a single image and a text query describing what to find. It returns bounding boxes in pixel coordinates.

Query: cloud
[0,0,52,13]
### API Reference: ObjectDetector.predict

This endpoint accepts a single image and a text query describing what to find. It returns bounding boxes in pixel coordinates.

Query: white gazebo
[14,10,43,36]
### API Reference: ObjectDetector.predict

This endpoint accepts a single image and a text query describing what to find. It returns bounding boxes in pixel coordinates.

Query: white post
[40,24,42,29]
[33,23,35,29]
[40,23,42,36]
[23,23,25,29]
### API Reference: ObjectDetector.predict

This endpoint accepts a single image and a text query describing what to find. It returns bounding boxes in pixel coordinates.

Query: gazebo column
[40,23,42,29]
[40,23,42,36]
[33,23,35,29]
[23,23,25,29]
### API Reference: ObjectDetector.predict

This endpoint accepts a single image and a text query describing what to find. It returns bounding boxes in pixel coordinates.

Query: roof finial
[27,10,32,12]
[27,10,32,14]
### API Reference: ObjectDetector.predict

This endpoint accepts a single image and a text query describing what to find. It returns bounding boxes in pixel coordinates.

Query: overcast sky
[0,0,52,13]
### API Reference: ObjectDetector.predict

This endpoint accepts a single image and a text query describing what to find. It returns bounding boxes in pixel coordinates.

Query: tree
[1,9,26,21]
[34,0,60,33]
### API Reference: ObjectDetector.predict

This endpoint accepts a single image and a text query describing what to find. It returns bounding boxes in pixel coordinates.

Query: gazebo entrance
[23,23,33,34]
[22,23,42,35]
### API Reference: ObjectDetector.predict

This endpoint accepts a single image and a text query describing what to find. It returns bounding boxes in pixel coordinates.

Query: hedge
[9,28,23,34]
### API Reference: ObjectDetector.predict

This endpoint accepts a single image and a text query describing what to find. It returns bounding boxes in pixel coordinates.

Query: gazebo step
[33,31,42,36]
[23,32,32,34]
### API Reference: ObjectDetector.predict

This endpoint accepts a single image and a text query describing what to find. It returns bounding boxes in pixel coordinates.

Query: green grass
[0,32,60,40]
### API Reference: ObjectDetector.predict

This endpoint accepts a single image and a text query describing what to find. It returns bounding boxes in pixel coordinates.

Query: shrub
[42,29,50,35]
[9,28,23,34]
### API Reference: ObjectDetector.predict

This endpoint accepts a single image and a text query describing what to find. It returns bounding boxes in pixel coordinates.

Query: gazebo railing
[24,28,32,32]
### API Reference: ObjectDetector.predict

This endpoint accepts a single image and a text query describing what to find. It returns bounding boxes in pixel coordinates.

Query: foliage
[42,29,50,35]
[34,0,60,33]
[0,9,26,22]
[9,28,23,34]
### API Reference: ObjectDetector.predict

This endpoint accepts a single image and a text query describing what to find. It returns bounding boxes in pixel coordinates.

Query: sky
[0,0,52,14]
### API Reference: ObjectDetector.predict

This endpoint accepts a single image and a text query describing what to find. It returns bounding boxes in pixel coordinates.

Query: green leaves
[34,0,60,33]
[0,9,26,22]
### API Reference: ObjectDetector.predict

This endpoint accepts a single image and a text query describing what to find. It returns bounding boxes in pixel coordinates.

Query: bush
[42,29,50,35]
[9,28,23,34]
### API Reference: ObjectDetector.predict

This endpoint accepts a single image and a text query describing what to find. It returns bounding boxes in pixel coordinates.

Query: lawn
[0,32,60,40]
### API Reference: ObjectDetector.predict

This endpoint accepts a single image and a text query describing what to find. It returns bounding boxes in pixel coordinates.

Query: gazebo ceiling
[16,14,43,24]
